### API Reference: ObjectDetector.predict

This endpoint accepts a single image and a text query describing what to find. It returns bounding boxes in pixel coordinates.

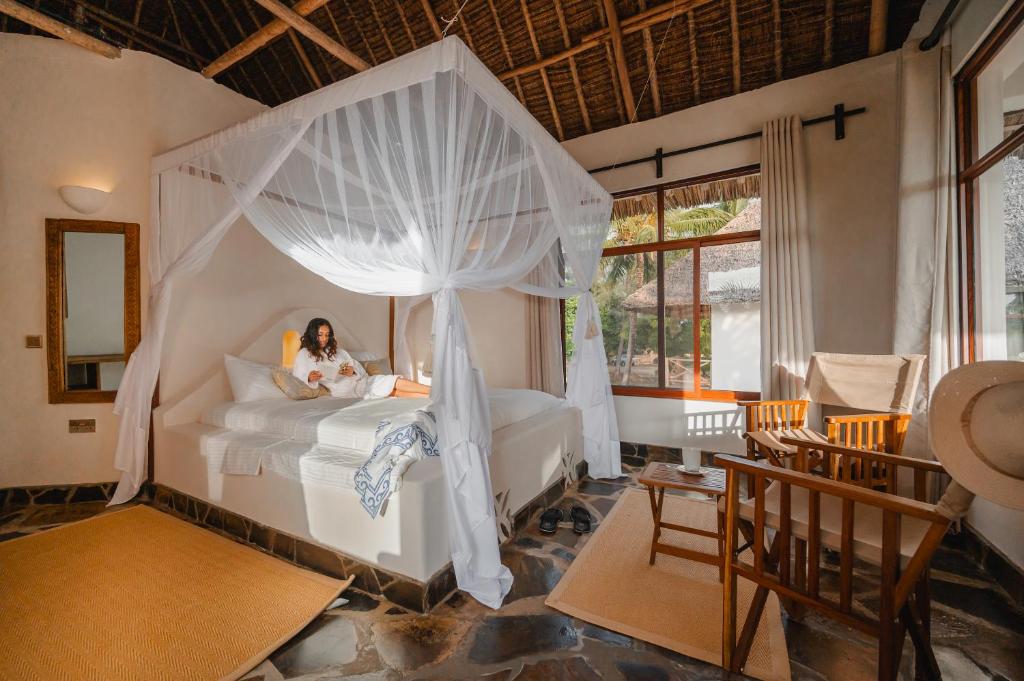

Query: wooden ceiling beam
[338,0,380,66]
[393,0,418,49]
[128,0,143,49]
[869,0,888,56]
[251,0,370,72]
[196,0,264,99]
[486,0,527,105]
[772,0,781,79]
[823,0,834,66]
[367,0,397,58]
[638,0,661,117]
[687,10,700,105]
[288,29,322,88]
[728,0,740,94]
[642,25,661,116]
[554,0,591,134]
[74,0,204,62]
[203,0,326,78]
[604,40,626,126]
[499,0,715,82]
[603,0,636,120]
[420,0,442,40]
[520,0,564,140]
[0,0,121,58]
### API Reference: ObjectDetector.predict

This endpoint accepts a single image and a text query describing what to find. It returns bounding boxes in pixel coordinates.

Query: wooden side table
[638,461,728,580]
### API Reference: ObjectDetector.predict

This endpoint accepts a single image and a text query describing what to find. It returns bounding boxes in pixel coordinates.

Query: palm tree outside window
[564,167,762,401]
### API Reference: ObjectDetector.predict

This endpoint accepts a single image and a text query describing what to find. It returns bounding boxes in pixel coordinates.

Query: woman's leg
[391,377,430,398]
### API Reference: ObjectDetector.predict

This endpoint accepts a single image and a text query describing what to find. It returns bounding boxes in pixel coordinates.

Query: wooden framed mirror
[45,218,141,403]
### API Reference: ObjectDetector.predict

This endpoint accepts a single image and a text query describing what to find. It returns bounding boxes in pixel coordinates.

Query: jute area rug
[0,505,350,681]
[546,488,791,681]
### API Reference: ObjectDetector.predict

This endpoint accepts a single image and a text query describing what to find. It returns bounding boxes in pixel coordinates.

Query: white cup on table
[681,447,702,474]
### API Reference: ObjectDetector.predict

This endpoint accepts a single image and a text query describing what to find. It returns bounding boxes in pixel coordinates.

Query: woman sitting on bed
[292,318,430,399]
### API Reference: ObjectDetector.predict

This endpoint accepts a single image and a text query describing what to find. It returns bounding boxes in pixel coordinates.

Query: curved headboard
[156,307,373,428]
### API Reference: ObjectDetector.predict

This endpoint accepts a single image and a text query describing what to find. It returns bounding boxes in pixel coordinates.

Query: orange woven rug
[0,505,348,681]
[546,488,791,681]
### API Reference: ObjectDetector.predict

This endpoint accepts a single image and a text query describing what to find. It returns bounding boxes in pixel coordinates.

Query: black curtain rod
[920,0,961,51]
[589,103,867,177]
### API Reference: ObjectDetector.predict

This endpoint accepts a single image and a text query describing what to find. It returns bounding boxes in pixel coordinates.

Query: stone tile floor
[2,461,1022,681]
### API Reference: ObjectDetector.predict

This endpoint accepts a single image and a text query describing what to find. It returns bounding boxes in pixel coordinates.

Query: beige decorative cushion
[360,358,392,377]
[271,366,329,400]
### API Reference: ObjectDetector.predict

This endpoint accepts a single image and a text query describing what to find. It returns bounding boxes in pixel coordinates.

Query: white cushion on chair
[736,481,932,566]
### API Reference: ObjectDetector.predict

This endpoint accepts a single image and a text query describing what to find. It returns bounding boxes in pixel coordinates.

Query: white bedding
[198,389,562,486]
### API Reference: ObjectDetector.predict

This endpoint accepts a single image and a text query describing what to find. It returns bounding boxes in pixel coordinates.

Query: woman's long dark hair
[301,318,337,362]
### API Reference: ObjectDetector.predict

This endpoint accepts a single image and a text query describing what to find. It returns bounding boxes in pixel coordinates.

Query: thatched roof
[3,1,925,142]
[623,198,761,312]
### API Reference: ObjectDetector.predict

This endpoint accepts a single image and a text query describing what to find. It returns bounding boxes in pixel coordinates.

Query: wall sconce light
[58,185,111,215]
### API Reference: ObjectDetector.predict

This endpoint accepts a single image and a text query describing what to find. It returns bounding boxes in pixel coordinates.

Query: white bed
[153,308,582,585]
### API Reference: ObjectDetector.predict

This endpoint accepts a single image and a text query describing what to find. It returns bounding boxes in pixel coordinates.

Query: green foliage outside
[564,198,748,384]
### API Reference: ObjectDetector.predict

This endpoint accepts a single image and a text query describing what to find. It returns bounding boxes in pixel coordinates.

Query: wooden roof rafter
[602,0,636,121]
[486,0,527,106]
[639,0,662,118]
[194,0,268,102]
[553,0,591,134]
[202,0,326,80]
[252,0,370,72]
[419,0,442,41]
[0,0,120,58]
[520,0,564,141]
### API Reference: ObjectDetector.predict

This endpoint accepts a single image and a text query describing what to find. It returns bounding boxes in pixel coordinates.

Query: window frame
[585,164,762,403]
[954,0,1024,363]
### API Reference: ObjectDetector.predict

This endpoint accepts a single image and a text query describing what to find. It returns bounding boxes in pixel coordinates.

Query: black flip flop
[539,507,563,534]
[570,505,592,534]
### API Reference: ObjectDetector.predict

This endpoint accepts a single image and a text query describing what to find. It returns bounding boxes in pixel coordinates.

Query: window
[956,0,1024,362]
[567,167,761,400]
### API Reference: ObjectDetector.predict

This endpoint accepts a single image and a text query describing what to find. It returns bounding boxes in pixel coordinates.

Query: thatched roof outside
[622,198,761,312]
[2,1,926,143]
[612,173,759,220]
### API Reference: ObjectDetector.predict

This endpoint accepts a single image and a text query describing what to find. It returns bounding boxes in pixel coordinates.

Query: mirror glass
[62,232,126,391]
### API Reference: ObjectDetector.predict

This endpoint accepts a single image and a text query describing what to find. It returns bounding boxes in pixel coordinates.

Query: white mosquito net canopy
[111,36,619,608]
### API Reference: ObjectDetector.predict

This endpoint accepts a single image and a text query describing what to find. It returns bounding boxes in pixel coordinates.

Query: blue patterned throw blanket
[354,409,439,518]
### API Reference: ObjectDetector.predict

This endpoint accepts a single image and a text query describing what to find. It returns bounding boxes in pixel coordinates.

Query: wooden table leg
[647,485,658,565]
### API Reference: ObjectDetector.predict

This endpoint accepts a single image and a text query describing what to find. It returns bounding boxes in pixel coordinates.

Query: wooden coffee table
[638,461,728,580]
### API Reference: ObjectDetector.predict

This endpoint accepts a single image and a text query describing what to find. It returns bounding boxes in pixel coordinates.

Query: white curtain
[110,37,616,609]
[760,116,816,400]
[894,37,960,459]
[526,293,565,397]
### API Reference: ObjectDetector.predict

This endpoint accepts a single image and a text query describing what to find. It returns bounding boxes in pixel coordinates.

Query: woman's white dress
[292,348,398,399]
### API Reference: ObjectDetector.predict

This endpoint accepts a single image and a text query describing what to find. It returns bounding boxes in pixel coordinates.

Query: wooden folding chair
[718,437,963,681]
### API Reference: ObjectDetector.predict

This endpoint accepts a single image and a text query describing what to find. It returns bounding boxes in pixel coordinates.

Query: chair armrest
[824,412,912,424]
[779,437,945,473]
[713,454,947,522]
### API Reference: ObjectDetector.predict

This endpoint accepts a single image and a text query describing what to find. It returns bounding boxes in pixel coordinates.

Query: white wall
[407,289,531,390]
[554,50,903,453]
[160,221,389,407]
[0,35,264,487]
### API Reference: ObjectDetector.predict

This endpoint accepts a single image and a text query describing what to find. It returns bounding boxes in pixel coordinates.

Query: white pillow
[224,354,285,402]
[348,350,378,362]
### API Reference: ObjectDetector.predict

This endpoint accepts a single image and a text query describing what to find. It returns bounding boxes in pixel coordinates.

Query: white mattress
[198,389,563,487]
[201,389,561,450]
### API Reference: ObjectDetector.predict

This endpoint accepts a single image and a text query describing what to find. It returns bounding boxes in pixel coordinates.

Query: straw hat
[929,361,1024,511]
